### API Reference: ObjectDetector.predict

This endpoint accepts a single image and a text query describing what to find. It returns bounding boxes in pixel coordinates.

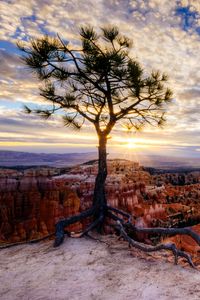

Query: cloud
[0,0,200,156]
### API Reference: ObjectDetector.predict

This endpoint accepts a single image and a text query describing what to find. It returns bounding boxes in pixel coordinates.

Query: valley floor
[0,235,200,300]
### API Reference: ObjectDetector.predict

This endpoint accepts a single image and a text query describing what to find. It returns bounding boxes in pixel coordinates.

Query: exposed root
[52,205,200,267]
[106,211,125,223]
[116,221,195,268]
[107,205,132,222]
[54,207,95,247]
[3,204,198,267]
[79,215,104,237]
[124,223,200,246]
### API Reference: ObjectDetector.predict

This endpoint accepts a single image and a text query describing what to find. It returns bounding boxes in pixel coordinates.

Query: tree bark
[93,133,108,221]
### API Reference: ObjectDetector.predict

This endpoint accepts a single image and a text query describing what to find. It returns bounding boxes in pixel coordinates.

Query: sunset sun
[126,138,136,149]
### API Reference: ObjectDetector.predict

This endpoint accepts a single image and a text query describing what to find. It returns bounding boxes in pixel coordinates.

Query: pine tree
[18,26,200,267]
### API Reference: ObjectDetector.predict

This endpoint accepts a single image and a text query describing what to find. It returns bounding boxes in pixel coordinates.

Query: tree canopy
[18,26,173,136]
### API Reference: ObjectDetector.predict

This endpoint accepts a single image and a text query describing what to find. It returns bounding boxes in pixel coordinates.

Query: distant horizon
[0,148,200,160]
[0,147,200,159]
[0,147,200,158]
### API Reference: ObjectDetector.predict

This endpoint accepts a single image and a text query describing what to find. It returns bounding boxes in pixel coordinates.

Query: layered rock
[1,159,200,253]
[0,175,82,243]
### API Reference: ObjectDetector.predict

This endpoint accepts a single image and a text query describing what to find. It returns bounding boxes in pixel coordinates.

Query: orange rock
[0,176,81,243]
[163,224,200,255]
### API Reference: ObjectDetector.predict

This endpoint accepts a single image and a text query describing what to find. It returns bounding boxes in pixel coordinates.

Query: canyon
[0,159,200,261]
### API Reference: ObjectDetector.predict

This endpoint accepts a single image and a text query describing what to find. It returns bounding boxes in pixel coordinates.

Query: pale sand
[0,235,200,300]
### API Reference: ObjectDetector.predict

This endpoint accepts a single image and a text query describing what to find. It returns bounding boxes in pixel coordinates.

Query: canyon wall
[0,175,82,243]
[1,160,200,256]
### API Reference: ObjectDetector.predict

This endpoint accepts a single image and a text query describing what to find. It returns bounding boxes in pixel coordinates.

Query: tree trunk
[93,133,108,221]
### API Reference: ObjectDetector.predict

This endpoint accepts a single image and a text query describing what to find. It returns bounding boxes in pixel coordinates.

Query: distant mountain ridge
[0,150,199,169]
[0,150,97,167]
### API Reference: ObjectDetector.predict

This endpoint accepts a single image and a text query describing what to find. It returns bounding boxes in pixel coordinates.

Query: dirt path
[0,235,200,300]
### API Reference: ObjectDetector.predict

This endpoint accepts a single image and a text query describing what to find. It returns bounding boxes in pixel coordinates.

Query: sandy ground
[0,235,200,300]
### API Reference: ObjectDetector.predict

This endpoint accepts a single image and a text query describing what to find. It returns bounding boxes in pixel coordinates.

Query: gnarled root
[53,204,200,268]
[79,214,104,237]
[124,223,200,246]
[2,204,197,268]
[115,221,195,268]
[54,207,95,247]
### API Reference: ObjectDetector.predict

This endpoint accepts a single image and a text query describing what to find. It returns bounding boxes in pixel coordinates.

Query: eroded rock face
[1,160,200,253]
[0,161,148,243]
[0,175,82,243]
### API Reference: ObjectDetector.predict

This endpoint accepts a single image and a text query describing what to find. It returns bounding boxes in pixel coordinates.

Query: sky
[0,0,200,159]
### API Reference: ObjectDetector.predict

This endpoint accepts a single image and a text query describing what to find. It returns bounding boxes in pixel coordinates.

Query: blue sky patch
[175,5,200,33]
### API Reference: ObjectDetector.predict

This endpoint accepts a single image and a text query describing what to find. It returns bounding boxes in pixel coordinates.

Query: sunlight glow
[126,138,136,149]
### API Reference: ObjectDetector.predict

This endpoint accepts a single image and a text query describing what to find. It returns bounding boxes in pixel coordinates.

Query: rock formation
[1,160,200,256]
[0,174,82,243]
